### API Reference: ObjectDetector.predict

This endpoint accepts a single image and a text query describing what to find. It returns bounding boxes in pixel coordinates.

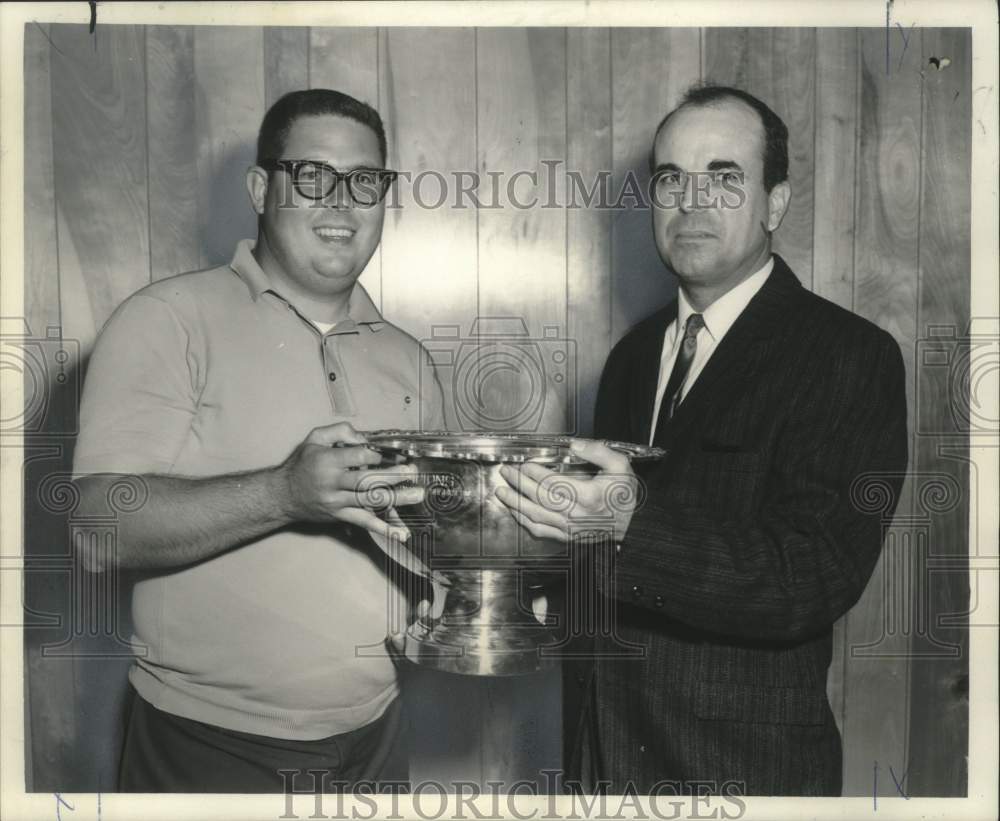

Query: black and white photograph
[1,1,996,819]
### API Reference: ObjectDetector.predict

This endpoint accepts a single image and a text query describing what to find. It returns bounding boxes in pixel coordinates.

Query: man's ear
[246,166,268,215]
[766,180,791,232]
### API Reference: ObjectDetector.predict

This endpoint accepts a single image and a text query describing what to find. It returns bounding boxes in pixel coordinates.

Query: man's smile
[313,225,356,244]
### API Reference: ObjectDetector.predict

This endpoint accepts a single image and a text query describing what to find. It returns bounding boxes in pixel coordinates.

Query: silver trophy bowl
[365,431,664,676]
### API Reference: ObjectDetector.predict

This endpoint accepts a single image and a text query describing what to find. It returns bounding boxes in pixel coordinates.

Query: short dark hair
[256,88,388,166]
[653,84,789,192]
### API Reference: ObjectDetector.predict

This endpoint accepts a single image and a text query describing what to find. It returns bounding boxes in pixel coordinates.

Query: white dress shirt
[649,256,775,444]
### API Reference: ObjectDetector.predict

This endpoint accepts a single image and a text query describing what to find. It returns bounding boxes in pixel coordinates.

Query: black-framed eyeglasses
[258,159,398,206]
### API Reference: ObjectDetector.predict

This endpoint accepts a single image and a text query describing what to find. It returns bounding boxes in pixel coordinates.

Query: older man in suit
[496,85,908,796]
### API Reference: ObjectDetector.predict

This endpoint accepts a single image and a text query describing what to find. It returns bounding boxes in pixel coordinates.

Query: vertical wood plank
[841,27,922,795]
[813,28,860,739]
[376,27,474,306]
[147,26,200,280]
[377,27,483,786]
[308,27,381,307]
[682,29,818,286]
[402,669,487,787]
[476,28,569,435]
[475,28,568,316]
[701,28,750,87]
[482,668,563,789]
[50,23,151,339]
[264,26,309,110]
[22,22,76,791]
[379,28,478,431]
[745,28,816,286]
[53,208,98,357]
[908,27,972,798]
[813,28,858,309]
[567,28,612,437]
[24,23,60,336]
[563,24,614,789]
[610,28,699,344]
[309,27,379,103]
[475,27,567,787]
[48,21,152,791]
[22,454,78,791]
[193,26,264,269]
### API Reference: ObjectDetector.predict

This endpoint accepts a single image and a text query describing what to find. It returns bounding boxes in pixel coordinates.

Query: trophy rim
[363,430,665,464]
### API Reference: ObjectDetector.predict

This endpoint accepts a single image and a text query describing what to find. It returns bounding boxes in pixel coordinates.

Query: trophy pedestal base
[401,568,557,676]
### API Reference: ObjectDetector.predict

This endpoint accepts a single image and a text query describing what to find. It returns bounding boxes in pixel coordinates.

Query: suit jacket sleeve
[600,328,908,643]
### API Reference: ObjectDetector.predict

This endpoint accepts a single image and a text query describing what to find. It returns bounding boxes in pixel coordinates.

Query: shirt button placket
[321,334,355,416]
[324,339,337,404]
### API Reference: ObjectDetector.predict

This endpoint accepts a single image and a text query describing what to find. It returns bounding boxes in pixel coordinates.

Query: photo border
[1,2,996,819]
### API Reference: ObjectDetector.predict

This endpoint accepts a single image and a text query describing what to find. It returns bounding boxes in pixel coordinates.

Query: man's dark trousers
[119,687,408,793]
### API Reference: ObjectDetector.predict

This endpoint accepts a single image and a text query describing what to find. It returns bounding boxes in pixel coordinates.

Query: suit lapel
[658,256,803,447]
[630,305,676,443]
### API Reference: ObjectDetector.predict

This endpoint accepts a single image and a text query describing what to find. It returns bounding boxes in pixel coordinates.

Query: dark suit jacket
[564,255,908,796]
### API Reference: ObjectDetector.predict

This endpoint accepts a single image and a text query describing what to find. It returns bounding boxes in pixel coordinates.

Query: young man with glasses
[72,89,444,793]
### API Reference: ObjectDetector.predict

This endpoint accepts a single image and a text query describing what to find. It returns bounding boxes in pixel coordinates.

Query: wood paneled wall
[22,24,971,796]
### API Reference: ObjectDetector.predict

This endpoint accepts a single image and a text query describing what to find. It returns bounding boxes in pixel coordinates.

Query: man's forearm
[75,468,294,571]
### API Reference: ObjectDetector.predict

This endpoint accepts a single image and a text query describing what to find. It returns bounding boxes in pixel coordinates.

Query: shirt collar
[676,255,774,343]
[229,239,385,326]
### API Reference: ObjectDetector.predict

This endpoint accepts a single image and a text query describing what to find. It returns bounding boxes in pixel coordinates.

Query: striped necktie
[653,313,705,444]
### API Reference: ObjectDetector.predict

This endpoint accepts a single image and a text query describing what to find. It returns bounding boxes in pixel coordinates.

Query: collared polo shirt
[73,240,445,740]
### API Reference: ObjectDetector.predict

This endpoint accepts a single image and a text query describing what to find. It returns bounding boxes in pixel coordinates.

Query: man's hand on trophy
[272,422,423,542]
[495,439,638,543]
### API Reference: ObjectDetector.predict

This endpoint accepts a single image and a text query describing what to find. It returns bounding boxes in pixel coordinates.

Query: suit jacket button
[575,672,585,685]
[654,595,664,607]
[631,585,642,598]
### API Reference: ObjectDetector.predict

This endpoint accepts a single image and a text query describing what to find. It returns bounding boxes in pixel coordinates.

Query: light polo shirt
[73,239,445,740]
[649,257,774,444]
